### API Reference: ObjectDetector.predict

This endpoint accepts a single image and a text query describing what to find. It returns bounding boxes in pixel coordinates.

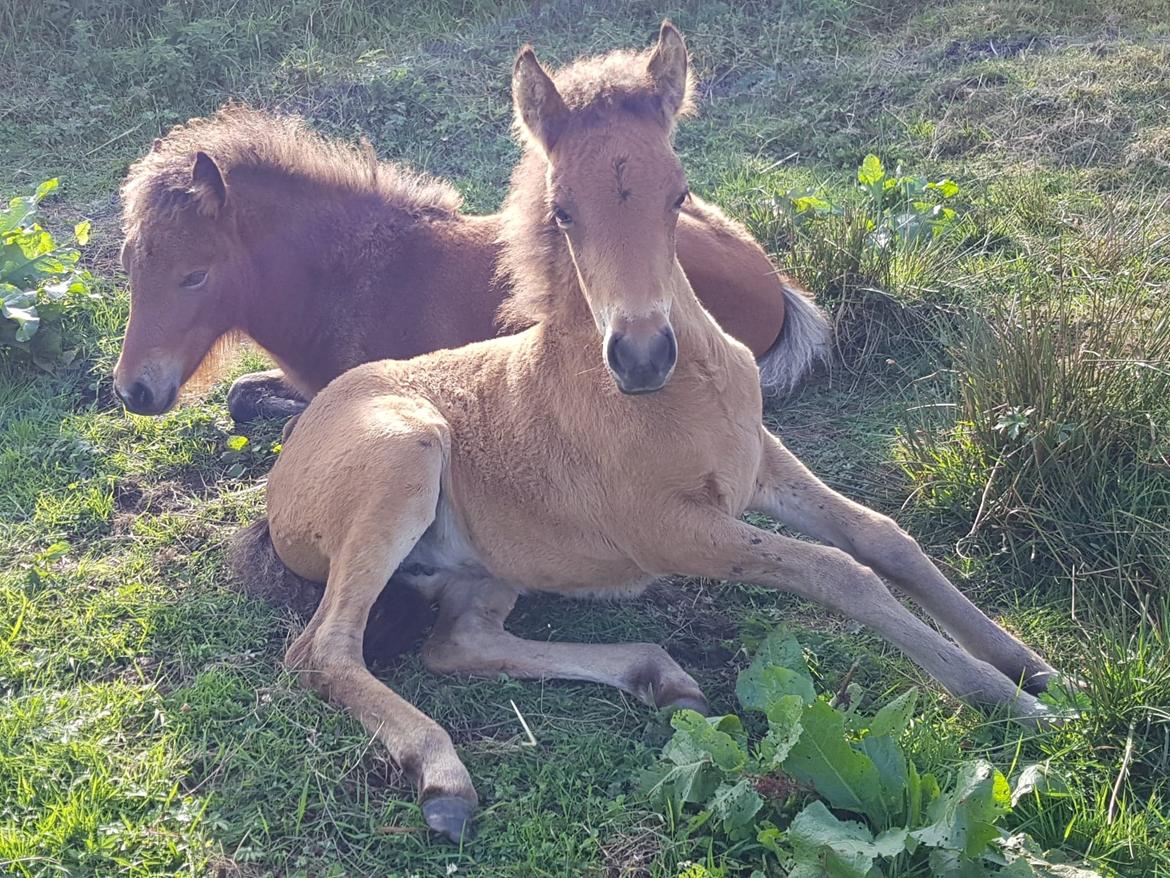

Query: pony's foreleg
[671,512,1053,725]
[227,368,308,422]
[748,432,1059,693]
[285,452,476,843]
[420,579,707,712]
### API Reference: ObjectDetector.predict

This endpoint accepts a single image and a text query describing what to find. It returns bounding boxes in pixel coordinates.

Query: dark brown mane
[496,45,696,329]
[121,105,463,233]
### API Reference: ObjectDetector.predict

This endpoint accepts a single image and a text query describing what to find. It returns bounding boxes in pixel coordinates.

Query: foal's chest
[443,365,764,589]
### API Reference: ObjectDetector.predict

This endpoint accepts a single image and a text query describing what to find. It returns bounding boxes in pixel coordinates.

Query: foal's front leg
[419,579,708,713]
[750,434,1058,693]
[671,514,1052,723]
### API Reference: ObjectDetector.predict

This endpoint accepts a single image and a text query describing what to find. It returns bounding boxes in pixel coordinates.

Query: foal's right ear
[513,46,568,155]
[189,151,227,217]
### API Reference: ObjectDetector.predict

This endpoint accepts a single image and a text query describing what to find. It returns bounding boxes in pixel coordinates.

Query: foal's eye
[180,270,208,289]
[552,206,573,228]
[673,189,690,210]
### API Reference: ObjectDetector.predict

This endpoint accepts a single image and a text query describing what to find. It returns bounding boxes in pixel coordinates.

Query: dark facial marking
[614,158,631,202]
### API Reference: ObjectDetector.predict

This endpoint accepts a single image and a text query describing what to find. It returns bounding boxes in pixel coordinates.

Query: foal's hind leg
[750,435,1058,693]
[285,447,477,842]
[420,579,708,713]
[670,513,1052,724]
[227,368,308,422]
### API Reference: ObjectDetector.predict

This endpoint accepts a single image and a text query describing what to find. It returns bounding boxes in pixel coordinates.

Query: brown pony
[113,107,828,419]
[233,24,1062,844]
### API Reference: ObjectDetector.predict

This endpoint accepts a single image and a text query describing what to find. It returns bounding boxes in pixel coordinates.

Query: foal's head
[115,145,246,415]
[511,23,695,394]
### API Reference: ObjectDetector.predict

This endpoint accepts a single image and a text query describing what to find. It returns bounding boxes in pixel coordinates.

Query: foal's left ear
[647,21,692,118]
[513,46,569,155]
[189,151,228,217]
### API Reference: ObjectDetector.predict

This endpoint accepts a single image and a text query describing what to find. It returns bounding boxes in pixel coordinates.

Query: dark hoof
[665,695,710,715]
[232,395,307,423]
[1022,674,1054,696]
[423,795,476,844]
[1021,668,1070,696]
[227,375,308,423]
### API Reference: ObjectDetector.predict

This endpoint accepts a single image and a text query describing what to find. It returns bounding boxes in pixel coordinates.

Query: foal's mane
[496,45,696,329]
[121,105,463,231]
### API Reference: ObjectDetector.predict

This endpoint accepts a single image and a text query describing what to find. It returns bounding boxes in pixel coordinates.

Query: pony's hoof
[226,377,308,423]
[423,795,476,844]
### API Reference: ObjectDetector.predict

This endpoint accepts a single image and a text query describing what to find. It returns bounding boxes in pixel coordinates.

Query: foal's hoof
[423,795,476,844]
[1020,668,1065,696]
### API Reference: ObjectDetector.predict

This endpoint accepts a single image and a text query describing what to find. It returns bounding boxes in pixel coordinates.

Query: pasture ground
[2,2,1168,876]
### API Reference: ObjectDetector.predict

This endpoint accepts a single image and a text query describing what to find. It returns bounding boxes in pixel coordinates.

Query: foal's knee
[849,514,924,573]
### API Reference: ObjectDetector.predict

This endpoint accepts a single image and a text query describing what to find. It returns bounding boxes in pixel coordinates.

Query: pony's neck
[228,170,374,384]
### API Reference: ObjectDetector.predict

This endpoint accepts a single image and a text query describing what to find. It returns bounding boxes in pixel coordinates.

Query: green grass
[3,1,1169,875]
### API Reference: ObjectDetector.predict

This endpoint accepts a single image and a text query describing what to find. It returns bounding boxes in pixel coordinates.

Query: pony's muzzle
[115,376,178,415]
[605,318,677,394]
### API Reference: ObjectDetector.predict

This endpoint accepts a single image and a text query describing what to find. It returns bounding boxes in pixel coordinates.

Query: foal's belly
[398,489,656,598]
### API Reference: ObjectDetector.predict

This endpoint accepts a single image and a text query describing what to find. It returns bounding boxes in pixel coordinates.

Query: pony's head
[115,146,245,414]
[510,22,695,394]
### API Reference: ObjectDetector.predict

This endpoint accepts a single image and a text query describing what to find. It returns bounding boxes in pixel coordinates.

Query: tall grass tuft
[899,262,1170,607]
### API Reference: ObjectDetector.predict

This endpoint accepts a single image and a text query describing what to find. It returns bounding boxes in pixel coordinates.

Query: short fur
[234,24,1061,844]
[113,104,827,418]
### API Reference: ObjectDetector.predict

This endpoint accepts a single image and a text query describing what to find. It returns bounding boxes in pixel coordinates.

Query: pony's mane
[496,44,695,329]
[121,105,463,232]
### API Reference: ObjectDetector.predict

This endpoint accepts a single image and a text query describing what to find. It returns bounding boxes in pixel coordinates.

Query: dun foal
[235,25,1060,843]
[114,108,827,421]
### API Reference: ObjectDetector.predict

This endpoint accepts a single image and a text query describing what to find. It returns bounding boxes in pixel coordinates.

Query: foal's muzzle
[605,322,677,395]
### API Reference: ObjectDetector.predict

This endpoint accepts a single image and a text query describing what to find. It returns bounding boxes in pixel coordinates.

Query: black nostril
[653,326,678,371]
[606,331,627,372]
[127,380,153,412]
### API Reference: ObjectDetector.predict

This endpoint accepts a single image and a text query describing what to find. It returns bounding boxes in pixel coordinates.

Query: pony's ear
[189,151,227,216]
[513,46,568,154]
[151,137,164,153]
[647,21,691,118]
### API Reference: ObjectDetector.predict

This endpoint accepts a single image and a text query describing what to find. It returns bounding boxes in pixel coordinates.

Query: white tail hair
[757,280,831,398]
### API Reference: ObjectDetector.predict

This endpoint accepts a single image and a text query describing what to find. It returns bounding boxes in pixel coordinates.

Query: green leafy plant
[771,154,962,252]
[1,179,95,369]
[647,629,1095,877]
[734,156,969,370]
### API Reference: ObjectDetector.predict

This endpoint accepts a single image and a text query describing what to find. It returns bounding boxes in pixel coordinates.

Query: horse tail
[756,278,831,398]
[229,519,433,666]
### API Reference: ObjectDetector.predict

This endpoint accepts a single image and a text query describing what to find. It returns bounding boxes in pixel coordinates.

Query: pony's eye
[673,189,689,210]
[552,206,573,227]
[180,270,208,289]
